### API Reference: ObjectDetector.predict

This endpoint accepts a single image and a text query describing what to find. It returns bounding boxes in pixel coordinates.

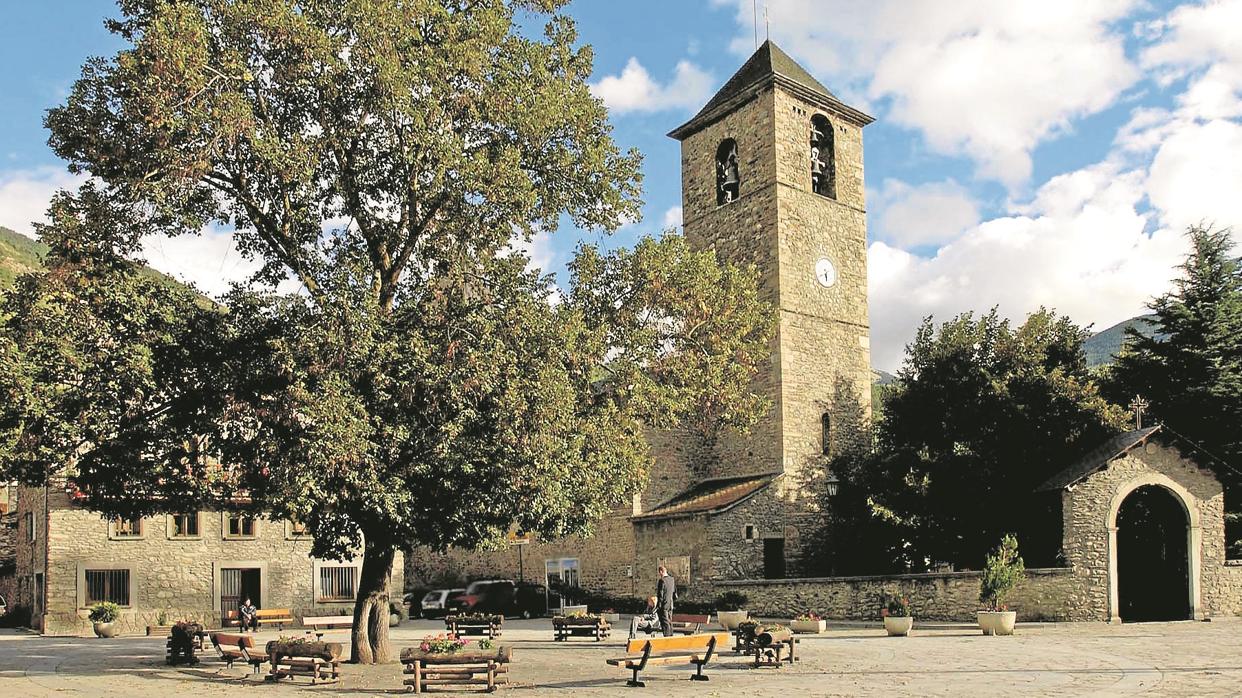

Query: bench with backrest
[605,632,730,687]
[302,615,354,638]
[210,632,269,673]
[670,613,712,635]
[223,608,296,630]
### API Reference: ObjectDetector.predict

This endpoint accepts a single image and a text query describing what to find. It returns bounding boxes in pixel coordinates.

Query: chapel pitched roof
[1035,426,1162,492]
[668,40,873,140]
[632,472,778,522]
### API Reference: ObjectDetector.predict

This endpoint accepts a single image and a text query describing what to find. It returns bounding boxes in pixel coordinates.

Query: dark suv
[447,580,546,618]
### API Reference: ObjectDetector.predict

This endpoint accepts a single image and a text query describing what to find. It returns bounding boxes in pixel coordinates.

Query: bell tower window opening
[716,138,740,205]
[810,115,836,199]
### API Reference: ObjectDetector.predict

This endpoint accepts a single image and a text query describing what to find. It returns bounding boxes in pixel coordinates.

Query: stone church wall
[716,568,1078,621]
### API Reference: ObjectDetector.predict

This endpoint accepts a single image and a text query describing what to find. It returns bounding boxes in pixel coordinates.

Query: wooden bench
[401,645,513,694]
[165,623,205,665]
[552,615,611,641]
[444,614,503,639]
[605,632,729,687]
[223,608,296,630]
[670,613,712,635]
[266,639,342,684]
[210,632,269,673]
[735,624,798,667]
[303,615,354,638]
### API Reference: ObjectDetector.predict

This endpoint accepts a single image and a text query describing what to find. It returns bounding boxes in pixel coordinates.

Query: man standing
[655,565,676,637]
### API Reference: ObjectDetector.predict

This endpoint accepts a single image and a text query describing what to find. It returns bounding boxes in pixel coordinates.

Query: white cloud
[661,205,683,230]
[871,179,979,248]
[714,0,1139,186]
[590,58,713,114]
[140,228,266,298]
[0,167,85,237]
[1146,119,1242,232]
[868,161,1187,371]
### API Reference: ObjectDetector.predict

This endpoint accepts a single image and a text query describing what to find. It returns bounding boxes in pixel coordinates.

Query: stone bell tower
[669,41,873,486]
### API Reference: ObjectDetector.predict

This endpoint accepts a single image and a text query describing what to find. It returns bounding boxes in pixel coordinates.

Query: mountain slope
[0,227,48,289]
[1084,314,1160,367]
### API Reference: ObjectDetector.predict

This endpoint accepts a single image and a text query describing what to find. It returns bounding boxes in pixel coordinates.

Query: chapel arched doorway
[1115,484,1191,622]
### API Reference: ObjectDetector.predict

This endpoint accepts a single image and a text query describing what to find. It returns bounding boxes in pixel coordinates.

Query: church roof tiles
[1035,426,1162,492]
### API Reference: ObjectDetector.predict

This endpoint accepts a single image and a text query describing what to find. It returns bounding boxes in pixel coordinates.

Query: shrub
[389,601,407,620]
[89,602,120,623]
[715,591,748,611]
[979,534,1025,611]
[882,594,911,618]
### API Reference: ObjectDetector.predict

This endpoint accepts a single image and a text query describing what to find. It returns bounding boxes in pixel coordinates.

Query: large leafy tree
[1105,226,1242,550]
[863,309,1127,570]
[6,0,776,662]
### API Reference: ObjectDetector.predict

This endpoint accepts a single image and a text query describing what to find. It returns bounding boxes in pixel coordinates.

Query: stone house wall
[17,487,402,636]
[716,568,1078,621]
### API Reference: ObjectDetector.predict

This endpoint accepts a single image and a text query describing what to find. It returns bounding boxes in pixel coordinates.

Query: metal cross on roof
[1129,394,1150,430]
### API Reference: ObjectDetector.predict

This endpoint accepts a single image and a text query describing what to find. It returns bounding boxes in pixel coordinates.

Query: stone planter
[389,613,402,627]
[791,618,826,634]
[883,616,913,636]
[977,611,1016,636]
[717,610,749,630]
[93,621,118,638]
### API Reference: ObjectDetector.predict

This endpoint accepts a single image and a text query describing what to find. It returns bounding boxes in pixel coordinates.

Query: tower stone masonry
[670,40,873,489]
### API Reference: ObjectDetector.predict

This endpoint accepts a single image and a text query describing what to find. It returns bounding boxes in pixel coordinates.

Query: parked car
[416,588,464,619]
[447,580,546,618]
[0,594,7,618]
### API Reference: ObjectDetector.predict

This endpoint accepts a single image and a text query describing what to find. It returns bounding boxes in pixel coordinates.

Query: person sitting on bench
[629,597,660,640]
[238,598,259,632]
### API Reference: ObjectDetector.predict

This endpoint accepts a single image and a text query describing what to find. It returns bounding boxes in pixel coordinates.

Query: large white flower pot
[717,610,749,630]
[884,616,914,636]
[977,611,1016,636]
[791,618,826,634]
[93,621,118,638]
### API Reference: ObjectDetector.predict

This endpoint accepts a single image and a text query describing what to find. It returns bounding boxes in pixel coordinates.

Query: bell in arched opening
[810,115,835,199]
[716,138,740,205]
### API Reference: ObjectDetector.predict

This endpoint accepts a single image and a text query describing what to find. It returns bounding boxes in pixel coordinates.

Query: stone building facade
[407,41,874,603]
[8,484,402,635]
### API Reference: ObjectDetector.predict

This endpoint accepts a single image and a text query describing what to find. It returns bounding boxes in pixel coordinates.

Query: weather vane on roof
[1129,394,1150,430]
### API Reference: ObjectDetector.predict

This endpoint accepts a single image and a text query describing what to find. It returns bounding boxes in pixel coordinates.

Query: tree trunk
[350,543,396,664]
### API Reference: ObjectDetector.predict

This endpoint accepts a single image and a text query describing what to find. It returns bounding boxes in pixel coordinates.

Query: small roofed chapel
[408,43,1242,622]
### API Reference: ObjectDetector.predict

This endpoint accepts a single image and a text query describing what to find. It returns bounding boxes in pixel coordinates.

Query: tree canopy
[819,309,1127,573]
[2,0,776,663]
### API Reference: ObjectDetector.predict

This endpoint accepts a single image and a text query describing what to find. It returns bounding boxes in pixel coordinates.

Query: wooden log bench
[552,615,611,641]
[165,622,205,665]
[605,632,730,687]
[266,639,342,684]
[742,626,799,667]
[209,632,269,674]
[401,645,513,694]
[302,615,354,638]
[444,614,503,639]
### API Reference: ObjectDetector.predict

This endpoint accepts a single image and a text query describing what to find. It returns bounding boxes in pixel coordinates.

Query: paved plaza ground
[1,617,1240,696]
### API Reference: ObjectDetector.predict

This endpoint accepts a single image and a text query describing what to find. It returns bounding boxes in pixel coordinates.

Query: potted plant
[147,610,172,636]
[978,534,1024,636]
[89,601,120,638]
[389,601,406,627]
[791,611,826,634]
[714,591,750,630]
[881,595,913,636]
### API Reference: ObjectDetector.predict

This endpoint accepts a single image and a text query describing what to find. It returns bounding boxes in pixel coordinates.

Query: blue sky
[2,1,1241,371]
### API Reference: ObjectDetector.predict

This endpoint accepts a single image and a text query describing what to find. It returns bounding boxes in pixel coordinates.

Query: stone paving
[1,617,1240,696]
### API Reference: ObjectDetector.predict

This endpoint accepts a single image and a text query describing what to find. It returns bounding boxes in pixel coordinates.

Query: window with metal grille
[85,568,131,606]
[318,566,357,601]
[226,515,255,538]
[172,512,199,537]
[113,517,142,538]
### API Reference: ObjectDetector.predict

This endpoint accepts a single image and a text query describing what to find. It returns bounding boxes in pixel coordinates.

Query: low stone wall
[716,568,1080,622]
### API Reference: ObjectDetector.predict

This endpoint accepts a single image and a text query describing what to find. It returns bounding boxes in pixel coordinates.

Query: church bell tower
[669,41,874,485]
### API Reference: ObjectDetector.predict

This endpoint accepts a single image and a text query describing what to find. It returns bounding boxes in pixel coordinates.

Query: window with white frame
[111,516,143,539]
[171,512,200,538]
[224,514,256,539]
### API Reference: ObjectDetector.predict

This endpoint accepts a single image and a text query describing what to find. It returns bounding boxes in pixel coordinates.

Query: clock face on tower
[815,257,837,289]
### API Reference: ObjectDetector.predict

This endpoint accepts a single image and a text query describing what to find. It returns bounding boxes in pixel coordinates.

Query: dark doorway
[1117,485,1190,622]
[220,567,262,617]
[763,538,786,579]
